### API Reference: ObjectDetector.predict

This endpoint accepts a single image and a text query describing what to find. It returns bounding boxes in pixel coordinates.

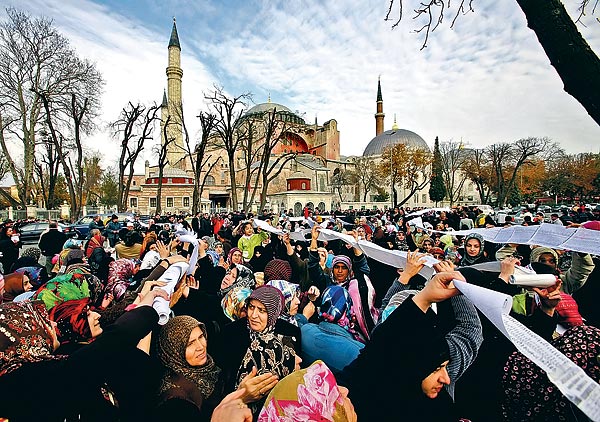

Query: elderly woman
[459,233,489,266]
[214,285,300,417]
[48,297,103,355]
[155,315,223,421]
[0,289,169,421]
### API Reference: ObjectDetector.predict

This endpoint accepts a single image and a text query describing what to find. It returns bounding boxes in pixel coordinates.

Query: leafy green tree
[99,167,119,207]
[429,136,446,204]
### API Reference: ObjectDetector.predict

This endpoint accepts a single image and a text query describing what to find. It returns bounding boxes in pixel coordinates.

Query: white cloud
[1,0,599,179]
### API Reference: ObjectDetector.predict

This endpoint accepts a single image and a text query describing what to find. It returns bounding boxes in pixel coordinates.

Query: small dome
[363,129,429,156]
[246,102,292,115]
[244,102,305,124]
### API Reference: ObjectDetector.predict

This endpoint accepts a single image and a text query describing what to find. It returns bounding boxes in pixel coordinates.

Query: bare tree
[384,0,600,127]
[462,148,493,204]
[205,86,252,211]
[187,111,218,213]
[439,141,470,205]
[34,129,62,208]
[255,109,299,211]
[111,102,160,212]
[153,115,178,215]
[0,8,103,206]
[353,156,379,201]
[331,168,355,203]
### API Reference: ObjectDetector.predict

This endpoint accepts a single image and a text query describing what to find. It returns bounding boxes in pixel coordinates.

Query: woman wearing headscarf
[0,290,169,422]
[308,226,377,342]
[301,286,364,374]
[154,316,223,421]
[0,225,21,274]
[459,233,489,266]
[9,246,43,273]
[249,245,270,273]
[266,280,303,326]
[227,247,244,268]
[214,285,300,417]
[1,271,34,302]
[337,270,483,422]
[221,286,252,322]
[48,297,103,355]
[258,360,357,422]
[33,271,104,311]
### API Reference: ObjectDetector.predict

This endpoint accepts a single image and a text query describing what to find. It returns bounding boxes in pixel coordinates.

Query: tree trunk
[516,0,600,126]
[228,155,238,211]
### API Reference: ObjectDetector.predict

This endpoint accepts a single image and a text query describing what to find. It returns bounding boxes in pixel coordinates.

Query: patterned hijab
[266,280,300,325]
[48,298,94,344]
[157,316,221,399]
[258,360,350,422]
[33,271,103,311]
[331,255,353,285]
[221,286,252,321]
[236,286,296,412]
[21,247,41,262]
[85,233,104,258]
[105,259,137,302]
[219,264,255,298]
[320,285,355,334]
[0,300,66,376]
[502,325,600,421]
[14,266,44,288]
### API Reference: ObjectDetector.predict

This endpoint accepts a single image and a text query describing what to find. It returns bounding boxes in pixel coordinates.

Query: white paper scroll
[253,218,285,235]
[412,222,600,256]
[454,280,600,421]
[509,273,556,288]
[152,262,189,325]
[405,207,451,217]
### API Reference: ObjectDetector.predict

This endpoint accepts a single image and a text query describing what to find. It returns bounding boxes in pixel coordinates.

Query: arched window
[206,175,216,186]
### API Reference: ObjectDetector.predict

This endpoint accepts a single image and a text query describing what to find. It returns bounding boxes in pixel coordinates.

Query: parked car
[18,222,79,244]
[69,213,133,239]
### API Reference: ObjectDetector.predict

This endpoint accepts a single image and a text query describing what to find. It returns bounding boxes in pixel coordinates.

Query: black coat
[0,306,160,422]
[38,228,68,257]
[213,317,301,395]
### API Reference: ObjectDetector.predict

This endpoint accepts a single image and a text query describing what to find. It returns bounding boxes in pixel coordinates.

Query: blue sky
[1,0,600,170]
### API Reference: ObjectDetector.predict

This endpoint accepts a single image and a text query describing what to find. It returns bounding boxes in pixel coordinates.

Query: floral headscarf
[258,360,349,422]
[33,271,103,311]
[267,280,300,325]
[502,325,600,421]
[105,259,136,301]
[221,286,252,321]
[0,300,66,376]
[157,316,221,400]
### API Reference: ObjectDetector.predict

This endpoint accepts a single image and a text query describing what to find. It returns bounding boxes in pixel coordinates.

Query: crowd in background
[0,202,599,421]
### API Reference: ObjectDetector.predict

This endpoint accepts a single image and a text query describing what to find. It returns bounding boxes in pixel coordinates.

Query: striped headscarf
[267,280,300,325]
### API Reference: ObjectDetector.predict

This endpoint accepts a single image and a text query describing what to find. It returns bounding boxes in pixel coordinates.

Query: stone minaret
[375,77,385,136]
[161,18,185,168]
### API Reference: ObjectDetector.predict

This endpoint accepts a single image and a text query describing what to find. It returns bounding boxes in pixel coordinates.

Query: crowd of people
[0,203,599,421]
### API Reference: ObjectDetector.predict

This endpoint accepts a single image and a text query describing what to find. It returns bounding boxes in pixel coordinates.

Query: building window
[220,171,225,184]
[150,198,157,208]
[167,178,172,184]
[422,194,427,203]
[183,197,190,208]
[130,197,137,208]
[206,175,216,186]
[133,181,136,186]
[166,197,174,208]
[301,182,306,189]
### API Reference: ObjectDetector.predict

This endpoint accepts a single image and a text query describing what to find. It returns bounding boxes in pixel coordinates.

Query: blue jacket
[301,321,364,375]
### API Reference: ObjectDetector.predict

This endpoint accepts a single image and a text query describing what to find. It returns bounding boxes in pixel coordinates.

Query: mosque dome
[244,102,305,124]
[363,129,429,156]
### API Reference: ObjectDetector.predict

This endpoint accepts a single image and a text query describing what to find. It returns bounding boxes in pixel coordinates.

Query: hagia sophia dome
[363,127,429,156]
[244,99,305,124]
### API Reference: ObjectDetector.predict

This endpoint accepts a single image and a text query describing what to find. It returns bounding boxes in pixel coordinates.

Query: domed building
[363,127,429,156]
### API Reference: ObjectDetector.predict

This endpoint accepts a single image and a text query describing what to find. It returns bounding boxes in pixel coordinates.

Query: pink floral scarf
[258,360,349,422]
